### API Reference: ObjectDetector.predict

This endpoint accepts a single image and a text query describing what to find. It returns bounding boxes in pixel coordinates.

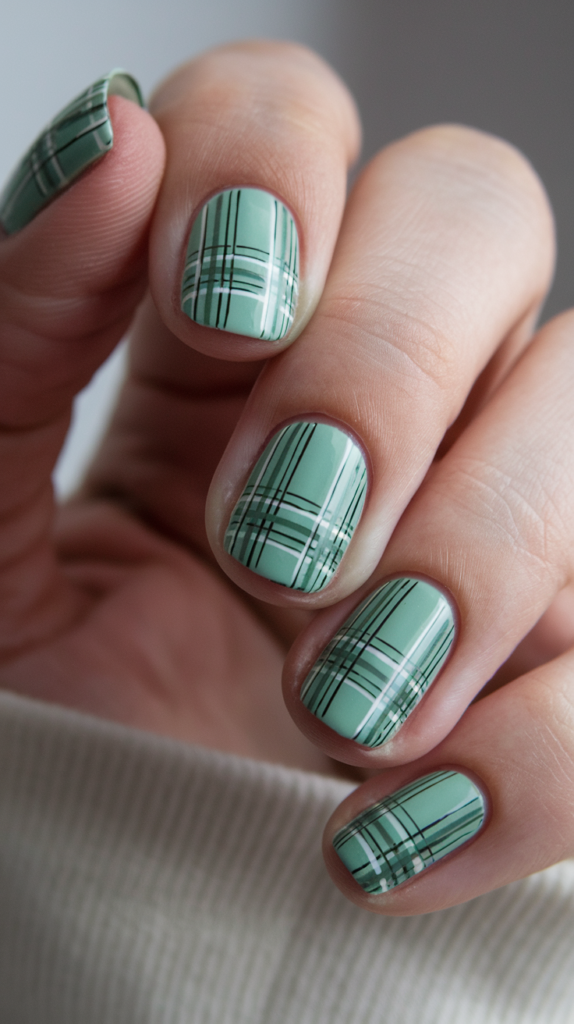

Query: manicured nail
[180,187,299,341]
[0,70,143,235]
[334,770,485,894]
[301,577,455,746]
[224,421,367,593]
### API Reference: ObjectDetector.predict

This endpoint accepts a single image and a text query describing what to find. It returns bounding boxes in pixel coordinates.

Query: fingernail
[301,577,455,746]
[0,70,143,235]
[180,187,299,341]
[224,421,367,593]
[334,770,485,894]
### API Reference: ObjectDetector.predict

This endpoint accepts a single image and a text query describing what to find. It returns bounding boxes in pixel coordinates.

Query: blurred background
[2,0,572,495]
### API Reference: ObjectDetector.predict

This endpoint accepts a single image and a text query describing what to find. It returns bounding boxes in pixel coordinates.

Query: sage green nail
[224,421,367,593]
[301,577,455,746]
[334,770,485,894]
[180,187,299,341]
[0,70,143,235]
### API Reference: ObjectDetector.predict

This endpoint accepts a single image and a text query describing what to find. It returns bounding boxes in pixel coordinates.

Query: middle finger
[208,124,554,606]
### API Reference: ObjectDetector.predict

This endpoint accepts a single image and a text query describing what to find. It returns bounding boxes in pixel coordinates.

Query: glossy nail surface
[224,421,367,592]
[301,577,455,746]
[181,187,299,341]
[0,71,143,235]
[334,770,485,894]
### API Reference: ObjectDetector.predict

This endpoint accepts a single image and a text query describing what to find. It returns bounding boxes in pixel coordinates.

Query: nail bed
[224,420,367,593]
[334,769,485,894]
[301,576,455,746]
[181,187,299,341]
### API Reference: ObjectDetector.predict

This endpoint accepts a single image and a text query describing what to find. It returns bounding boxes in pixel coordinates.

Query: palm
[0,300,329,774]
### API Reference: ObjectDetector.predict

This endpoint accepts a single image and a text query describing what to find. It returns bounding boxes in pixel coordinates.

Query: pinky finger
[324,650,574,915]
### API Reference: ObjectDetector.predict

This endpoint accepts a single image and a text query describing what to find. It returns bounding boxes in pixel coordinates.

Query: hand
[0,42,570,917]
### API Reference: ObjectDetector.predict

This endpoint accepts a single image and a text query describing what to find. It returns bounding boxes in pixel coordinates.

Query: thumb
[0,71,165,657]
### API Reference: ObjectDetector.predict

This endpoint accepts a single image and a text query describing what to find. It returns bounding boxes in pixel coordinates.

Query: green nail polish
[224,421,367,593]
[301,577,455,746]
[0,70,143,235]
[334,770,485,894]
[180,187,299,341]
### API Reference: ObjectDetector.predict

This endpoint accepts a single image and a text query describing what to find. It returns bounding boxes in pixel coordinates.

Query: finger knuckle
[407,124,552,232]
[440,454,564,580]
[519,671,574,824]
[173,42,360,160]
[323,289,467,405]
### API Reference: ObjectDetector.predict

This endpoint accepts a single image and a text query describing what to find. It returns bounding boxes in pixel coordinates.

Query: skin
[0,40,573,917]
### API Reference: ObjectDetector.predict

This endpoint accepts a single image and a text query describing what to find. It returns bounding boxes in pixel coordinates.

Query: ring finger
[285,308,574,770]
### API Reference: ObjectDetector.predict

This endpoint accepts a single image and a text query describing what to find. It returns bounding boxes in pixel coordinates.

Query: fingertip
[147,43,359,363]
[324,764,490,916]
[0,94,166,296]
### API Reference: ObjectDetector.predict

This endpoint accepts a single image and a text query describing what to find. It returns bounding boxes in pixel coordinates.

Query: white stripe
[259,199,277,336]
[189,252,272,270]
[345,640,413,681]
[351,604,446,739]
[290,437,355,587]
[249,495,329,524]
[379,809,410,843]
[355,833,382,876]
[192,205,208,316]
[199,286,266,304]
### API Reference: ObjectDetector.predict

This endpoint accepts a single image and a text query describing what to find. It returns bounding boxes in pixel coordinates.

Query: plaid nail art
[334,770,485,894]
[301,577,455,746]
[224,421,367,593]
[0,71,143,235]
[180,187,299,341]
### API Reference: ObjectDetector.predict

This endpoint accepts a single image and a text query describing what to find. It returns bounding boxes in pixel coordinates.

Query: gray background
[2,0,571,492]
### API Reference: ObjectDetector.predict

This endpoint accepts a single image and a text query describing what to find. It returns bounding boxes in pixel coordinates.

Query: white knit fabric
[0,691,573,1023]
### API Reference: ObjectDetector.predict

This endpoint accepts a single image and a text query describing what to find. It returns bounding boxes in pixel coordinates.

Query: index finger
[148,41,361,359]
[88,43,361,559]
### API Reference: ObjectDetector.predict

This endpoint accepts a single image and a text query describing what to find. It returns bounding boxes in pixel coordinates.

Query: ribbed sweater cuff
[0,691,573,1024]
